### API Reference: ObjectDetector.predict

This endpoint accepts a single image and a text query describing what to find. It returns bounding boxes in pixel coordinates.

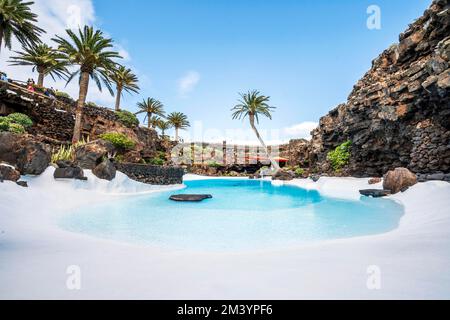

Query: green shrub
[207,161,223,168]
[55,91,71,99]
[327,140,352,171]
[0,117,11,131]
[114,154,125,163]
[99,132,135,150]
[295,167,305,176]
[8,123,25,134]
[51,145,74,163]
[115,110,139,128]
[86,101,98,108]
[148,158,164,166]
[7,113,33,128]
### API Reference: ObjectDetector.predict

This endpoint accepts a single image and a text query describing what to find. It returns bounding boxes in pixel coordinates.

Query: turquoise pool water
[60,179,404,251]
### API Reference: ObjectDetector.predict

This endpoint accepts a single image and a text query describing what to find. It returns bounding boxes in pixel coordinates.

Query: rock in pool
[359,189,391,198]
[169,194,213,202]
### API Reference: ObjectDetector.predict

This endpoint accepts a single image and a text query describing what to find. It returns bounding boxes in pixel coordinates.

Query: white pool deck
[0,167,449,299]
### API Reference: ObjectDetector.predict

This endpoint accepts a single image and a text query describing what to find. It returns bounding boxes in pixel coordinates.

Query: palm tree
[0,0,44,54]
[9,44,68,87]
[135,98,165,129]
[155,119,171,136]
[167,112,190,142]
[110,65,139,111]
[231,90,280,171]
[53,26,121,144]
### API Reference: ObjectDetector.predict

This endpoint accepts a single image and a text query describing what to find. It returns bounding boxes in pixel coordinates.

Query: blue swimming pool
[60,179,404,251]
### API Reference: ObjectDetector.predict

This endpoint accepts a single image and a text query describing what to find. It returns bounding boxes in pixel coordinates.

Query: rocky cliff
[288,0,449,177]
[0,85,161,163]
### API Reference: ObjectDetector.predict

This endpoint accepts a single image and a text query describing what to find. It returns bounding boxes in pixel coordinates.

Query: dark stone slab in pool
[359,189,391,198]
[169,194,213,202]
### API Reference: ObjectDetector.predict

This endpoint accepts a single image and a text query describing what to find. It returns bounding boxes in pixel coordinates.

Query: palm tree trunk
[0,26,3,54]
[72,71,90,144]
[249,114,280,172]
[147,112,152,129]
[115,86,122,111]
[175,128,179,141]
[37,72,45,87]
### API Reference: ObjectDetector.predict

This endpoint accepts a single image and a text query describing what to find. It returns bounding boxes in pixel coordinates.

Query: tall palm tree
[231,90,280,171]
[155,119,171,136]
[167,112,190,142]
[135,98,165,129]
[9,44,68,87]
[110,65,139,111]
[53,26,121,144]
[0,0,44,54]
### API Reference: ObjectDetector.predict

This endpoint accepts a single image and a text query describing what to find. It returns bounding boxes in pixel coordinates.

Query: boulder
[54,166,86,180]
[0,132,51,175]
[383,167,417,194]
[310,175,321,182]
[272,170,295,181]
[16,181,28,188]
[368,177,382,185]
[75,139,115,169]
[0,164,21,182]
[359,189,391,198]
[92,159,116,181]
[56,160,75,169]
[426,172,445,181]
[169,194,212,202]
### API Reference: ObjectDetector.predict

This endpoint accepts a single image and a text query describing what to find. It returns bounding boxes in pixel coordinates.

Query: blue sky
[2,0,433,143]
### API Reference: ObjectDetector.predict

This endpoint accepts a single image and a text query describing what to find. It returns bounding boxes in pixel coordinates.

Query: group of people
[26,78,56,99]
[1,72,57,101]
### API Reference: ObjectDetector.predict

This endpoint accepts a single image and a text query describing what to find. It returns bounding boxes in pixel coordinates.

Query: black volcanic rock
[359,189,391,198]
[92,159,116,181]
[169,194,212,202]
[0,133,51,175]
[54,166,85,180]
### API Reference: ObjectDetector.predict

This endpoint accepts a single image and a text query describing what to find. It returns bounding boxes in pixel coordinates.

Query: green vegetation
[167,112,190,141]
[110,65,140,111]
[85,101,98,108]
[0,117,11,131]
[146,151,166,166]
[0,0,45,54]
[135,98,166,129]
[9,43,68,86]
[0,113,33,133]
[8,122,25,133]
[231,90,279,171]
[51,145,74,163]
[99,132,135,150]
[53,26,122,144]
[295,167,305,176]
[207,161,224,168]
[55,91,71,99]
[6,112,33,127]
[115,110,139,128]
[155,119,171,136]
[327,140,352,171]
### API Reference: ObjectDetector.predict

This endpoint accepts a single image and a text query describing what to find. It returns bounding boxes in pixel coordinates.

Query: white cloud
[283,121,318,140]
[177,71,200,97]
[0,0,131,108]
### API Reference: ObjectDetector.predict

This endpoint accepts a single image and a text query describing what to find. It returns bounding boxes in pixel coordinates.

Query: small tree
[110,65,139,111]
[9,44,68,87]
[327,140,352,172]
